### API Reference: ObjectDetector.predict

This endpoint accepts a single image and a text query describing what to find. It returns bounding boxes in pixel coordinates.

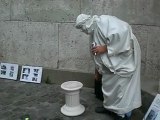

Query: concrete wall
[0,0,160,95]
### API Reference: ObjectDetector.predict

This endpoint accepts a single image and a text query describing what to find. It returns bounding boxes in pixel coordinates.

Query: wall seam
[80,0,81,14]
[131,24,160,28]
[57,23,60,69]
[10,0,12,21]
[3,20,75,24]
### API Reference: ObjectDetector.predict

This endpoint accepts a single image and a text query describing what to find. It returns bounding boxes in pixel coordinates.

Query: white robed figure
[75,14,141,120]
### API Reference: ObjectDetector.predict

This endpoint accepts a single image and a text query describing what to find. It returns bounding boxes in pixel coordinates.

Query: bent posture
[75,14,141,120]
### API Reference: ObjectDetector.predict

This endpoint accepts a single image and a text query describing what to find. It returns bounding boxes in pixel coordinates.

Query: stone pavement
[0,79,144,120]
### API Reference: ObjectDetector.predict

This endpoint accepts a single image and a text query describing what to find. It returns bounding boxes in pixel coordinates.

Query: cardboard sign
[0,63,18,80]
[20,66,42,83]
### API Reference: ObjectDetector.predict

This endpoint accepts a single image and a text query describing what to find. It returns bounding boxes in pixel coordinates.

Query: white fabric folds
[76,14,142,114]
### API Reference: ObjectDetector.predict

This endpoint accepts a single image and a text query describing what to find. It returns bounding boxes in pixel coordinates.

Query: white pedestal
[61,81,85,116]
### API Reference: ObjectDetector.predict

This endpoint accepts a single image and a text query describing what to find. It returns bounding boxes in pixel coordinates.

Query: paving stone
[0,79,145,120]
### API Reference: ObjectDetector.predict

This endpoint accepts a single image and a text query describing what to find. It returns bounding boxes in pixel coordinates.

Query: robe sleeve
[106,29,131,57]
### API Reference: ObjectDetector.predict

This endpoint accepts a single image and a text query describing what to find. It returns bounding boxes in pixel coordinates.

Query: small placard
[143,94,160,120]
[20,66,42,83]
[0,63,18,80]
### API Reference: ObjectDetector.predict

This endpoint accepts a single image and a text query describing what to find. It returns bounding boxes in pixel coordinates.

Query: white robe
[91,15,142,114]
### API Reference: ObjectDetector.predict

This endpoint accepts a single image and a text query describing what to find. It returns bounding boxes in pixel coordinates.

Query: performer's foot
[114,115,124,120]
[95,106,114,115]
[114,114,131,120]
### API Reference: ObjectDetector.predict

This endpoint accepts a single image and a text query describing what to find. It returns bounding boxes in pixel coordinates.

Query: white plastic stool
[61,81,85,116]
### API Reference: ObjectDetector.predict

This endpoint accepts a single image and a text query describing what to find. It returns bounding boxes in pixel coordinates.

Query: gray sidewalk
[0,79,143,120]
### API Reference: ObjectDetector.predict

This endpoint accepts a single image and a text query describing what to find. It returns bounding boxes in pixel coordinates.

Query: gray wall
[0,0,160,95]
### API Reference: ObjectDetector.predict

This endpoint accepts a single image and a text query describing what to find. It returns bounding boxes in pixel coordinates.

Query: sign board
[20,66,42,83]
[143,94,160,120]
[0,63,18,80]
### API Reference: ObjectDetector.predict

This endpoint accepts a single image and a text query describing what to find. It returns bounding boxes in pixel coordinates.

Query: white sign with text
[0,63,19,80]
[143,94,160,120]
[20,66,42,83]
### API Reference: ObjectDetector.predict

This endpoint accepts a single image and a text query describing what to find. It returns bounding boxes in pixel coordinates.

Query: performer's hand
[91,45,107,55]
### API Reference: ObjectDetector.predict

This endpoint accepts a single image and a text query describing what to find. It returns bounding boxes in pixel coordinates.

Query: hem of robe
[103,102,141,115]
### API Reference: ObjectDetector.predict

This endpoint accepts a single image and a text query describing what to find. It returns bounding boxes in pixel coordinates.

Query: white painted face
[81,24,94,35]
[81,25,88,34]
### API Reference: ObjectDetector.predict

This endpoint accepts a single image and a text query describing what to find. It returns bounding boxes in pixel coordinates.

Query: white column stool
[61,81,85,116]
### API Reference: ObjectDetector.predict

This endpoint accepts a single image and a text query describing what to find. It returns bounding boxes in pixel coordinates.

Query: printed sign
[20,66,42,83]
[143,94,160,120]
[0,63,18,80]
